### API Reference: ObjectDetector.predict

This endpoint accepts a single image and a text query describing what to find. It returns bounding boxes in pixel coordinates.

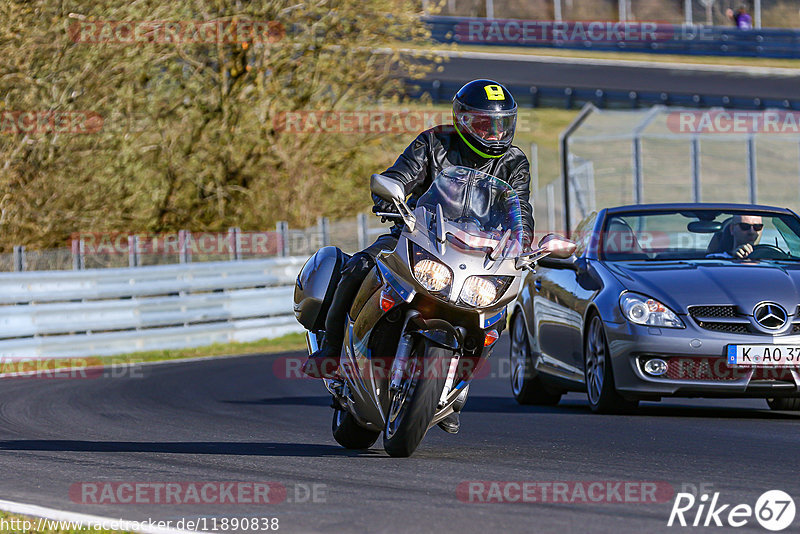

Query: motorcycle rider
[302,79,535,433]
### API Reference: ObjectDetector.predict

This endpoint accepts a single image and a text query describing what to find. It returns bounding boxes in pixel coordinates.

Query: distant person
[727,5,753,30]
[706,214,763,258]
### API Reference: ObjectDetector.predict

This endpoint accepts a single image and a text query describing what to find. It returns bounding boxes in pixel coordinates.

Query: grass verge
[0,510,131,533]
[0,332,308,376]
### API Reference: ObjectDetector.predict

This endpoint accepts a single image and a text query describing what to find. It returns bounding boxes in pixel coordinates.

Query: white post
[754,0,762,28]
[486,0,494,19]
[684,0,693,25]
[619,0,627,22]
[553,0,562,22]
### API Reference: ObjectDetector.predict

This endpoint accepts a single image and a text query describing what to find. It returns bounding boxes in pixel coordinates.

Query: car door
[532,214,597,380]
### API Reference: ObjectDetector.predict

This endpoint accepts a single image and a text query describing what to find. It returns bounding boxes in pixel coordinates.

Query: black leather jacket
[374,126,535,248]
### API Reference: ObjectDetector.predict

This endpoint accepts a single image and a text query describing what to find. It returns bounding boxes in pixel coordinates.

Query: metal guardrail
[411,79,800,112]
[0,257,307,359]
[425,16,800,59]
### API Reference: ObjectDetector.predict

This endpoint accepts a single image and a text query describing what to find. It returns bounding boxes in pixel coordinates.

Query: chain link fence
[561,103,800,233]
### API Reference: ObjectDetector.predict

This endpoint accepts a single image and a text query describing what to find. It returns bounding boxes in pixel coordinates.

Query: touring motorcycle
[293,166,574,457]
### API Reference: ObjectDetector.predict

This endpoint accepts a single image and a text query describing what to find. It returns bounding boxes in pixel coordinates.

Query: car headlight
[413,259,452,292]
[459,276,513,308]
[620,293,684,328]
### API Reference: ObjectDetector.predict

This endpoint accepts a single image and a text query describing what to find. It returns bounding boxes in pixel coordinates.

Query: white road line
[0,498,200,534]
[389,46,800,77]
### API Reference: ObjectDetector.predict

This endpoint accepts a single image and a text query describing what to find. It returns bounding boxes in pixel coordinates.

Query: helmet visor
[457,109,516,143]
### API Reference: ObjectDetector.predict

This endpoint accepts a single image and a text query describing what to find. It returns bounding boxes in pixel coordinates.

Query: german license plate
[727,345,800,367]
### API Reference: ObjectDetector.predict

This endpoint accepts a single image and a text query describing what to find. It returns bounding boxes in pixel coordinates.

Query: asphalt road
[0,336,798,533]
[428,52,800,100]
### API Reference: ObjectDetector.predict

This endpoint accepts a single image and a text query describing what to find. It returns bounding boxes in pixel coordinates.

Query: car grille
[688,305,751,334]
[664,357,741,381]
[658,357,797,382]
[688,305,737,319]
[694,321,750,334]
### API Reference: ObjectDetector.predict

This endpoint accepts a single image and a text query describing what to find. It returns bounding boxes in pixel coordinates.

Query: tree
[0,0,434,249]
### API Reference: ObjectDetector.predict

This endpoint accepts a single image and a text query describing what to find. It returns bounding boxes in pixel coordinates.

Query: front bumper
[605,319,800,399]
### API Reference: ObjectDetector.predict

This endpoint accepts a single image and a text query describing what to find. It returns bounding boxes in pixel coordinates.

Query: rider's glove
[372,197,397,224]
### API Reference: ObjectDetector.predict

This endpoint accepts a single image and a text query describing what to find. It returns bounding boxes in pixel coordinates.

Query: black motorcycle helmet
[452,79,517,159]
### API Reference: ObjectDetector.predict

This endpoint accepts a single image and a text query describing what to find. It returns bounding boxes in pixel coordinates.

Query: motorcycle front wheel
[383,338,449,458]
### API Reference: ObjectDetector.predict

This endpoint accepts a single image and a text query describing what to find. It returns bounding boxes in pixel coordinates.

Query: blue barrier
[426,16,800,59]
[408,79,800,110]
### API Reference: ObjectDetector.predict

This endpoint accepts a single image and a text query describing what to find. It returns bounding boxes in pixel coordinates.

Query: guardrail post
[228,227,241,261]
[747,135,757,203]
[179,230,192,264]
[318,217,330,248]
[277,221,289,257]
[357,213,369,250]
[12,246,26,272]
[128,235,139,267]
[71,238,84,270]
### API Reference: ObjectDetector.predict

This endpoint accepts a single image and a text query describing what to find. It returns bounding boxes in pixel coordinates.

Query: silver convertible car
[509,203,800,413]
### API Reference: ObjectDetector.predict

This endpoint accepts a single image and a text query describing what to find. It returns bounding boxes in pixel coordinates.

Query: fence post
[277,221,289,257]
[618,0,627,22]
[71,238,84,270]
[128,235,139,267]
[632,133,643,204]
[318,217,330,248]
[691,137,701,202]
[684,0,692,25]
[228,227,241,261]
[530,143,539,226]
[754,0,761,28]
[747,135,757,203]
[12,246,25,272]
[485,0,494,19]
[546,183,556,233]
[357,213,369,250]
[179,230,192,264]
[553,0,562,21]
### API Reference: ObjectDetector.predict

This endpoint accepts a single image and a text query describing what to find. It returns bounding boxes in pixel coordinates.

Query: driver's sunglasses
[737,223,764,231]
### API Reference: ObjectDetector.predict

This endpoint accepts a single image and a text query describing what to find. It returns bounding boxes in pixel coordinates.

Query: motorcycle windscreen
[415,166,524,256]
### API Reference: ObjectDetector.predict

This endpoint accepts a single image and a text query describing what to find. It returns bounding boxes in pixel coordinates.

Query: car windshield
[596,209,800,262]
[415,166,524,257]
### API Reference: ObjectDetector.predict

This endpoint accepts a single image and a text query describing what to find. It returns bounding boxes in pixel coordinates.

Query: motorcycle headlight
[413,259,452,292]
[620,293,684,328]
[459,276,513,308]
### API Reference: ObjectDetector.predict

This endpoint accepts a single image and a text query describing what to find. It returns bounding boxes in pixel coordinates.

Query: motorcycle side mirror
[538,233,577,259]
[370,174,415,232]
[370,174,405,203]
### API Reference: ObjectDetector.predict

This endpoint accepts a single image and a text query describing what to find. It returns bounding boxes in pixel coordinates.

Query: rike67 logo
[668,490,796,531]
